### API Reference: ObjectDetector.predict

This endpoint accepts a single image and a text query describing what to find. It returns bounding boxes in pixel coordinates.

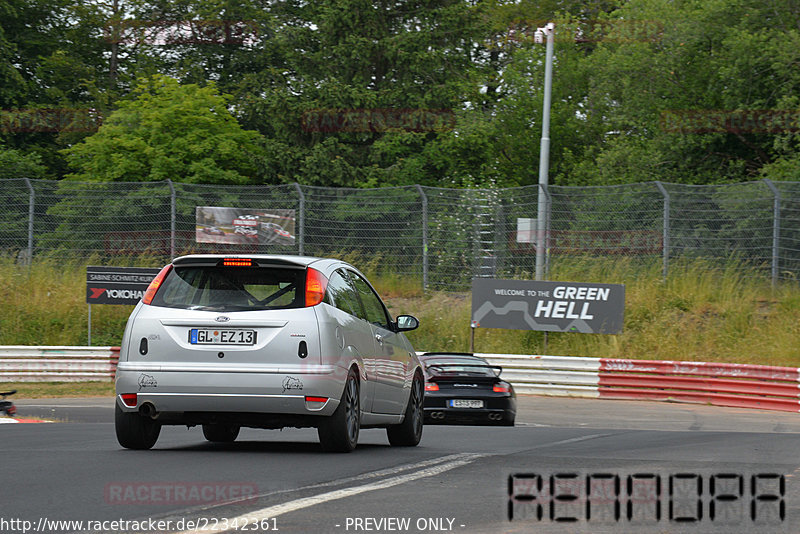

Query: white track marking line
[526,432,616,450]
[158,453,482,521]
[174,453,485,534]
[289,452,482,490]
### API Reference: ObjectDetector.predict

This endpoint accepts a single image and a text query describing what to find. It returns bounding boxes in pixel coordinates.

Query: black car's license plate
[189,329,256,345]
[449,399,484,408]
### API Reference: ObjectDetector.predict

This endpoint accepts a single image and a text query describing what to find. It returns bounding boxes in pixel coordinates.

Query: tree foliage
[0,0,797,186]
[62,75,263,183]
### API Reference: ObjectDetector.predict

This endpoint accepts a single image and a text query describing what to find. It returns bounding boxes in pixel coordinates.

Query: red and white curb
[0,416,50,424]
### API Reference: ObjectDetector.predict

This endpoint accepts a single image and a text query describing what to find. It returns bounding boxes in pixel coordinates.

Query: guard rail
[0,346,119,382]
[472,353,800,413]
[2,347,798,413]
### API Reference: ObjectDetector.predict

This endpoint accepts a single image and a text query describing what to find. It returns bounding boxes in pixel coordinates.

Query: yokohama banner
[86,266,162,305]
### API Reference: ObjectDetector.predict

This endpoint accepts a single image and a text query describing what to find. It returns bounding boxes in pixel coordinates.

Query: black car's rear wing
[425,363,503,378]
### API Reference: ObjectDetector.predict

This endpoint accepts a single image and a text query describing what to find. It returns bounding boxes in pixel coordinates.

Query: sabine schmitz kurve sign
[86,266,162,306]
[471,278,625,334]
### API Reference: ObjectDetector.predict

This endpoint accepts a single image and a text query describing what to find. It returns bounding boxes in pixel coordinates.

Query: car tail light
[493,382,511,393]
[223,258,253,267]
[305,268,328,307]
[141,264,172,305]
[305,396,328,410]
[425,382,439,392]
[121,393,137,407]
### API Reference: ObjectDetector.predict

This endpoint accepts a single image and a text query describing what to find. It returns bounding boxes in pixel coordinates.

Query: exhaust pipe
[430,411,445,420]
[488,412,502,420]
[139,402,158,419]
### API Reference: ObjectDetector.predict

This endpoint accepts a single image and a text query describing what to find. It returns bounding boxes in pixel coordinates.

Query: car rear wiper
[186,305,247,312]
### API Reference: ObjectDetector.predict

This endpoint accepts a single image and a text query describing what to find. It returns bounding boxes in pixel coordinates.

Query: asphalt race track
[3,396,799,534]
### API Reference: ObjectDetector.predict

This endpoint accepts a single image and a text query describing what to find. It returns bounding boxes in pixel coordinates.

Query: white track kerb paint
[174,453,485,534]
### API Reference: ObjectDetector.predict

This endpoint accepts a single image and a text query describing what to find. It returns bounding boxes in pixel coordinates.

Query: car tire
[318,368,360,453]
[115,403,161,450]
[386,372,424,447]
[202,424,240,442]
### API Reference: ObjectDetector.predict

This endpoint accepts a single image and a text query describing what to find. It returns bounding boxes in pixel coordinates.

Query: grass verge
[1,255,799,378]
[2,381,115,399]
[390,258,800,367]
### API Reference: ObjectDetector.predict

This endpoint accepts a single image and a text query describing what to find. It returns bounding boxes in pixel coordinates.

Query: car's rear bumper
[423,394,516,425]
[115,362,343,417]
[423,406,514,425]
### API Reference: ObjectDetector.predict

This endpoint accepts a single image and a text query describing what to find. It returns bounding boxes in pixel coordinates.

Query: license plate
[449,399,484,409]
[189,329,256,345]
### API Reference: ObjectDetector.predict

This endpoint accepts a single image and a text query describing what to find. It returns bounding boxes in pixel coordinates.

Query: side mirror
[395,315,419,332]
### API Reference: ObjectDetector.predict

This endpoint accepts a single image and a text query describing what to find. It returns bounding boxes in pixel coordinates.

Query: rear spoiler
[172,256,306,269]
[426,363,503,375]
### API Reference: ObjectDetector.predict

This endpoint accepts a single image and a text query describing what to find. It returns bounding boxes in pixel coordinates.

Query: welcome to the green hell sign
[471,279,625,334]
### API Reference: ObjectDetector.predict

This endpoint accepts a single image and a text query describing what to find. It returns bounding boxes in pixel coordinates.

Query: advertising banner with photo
[195,207,296,246]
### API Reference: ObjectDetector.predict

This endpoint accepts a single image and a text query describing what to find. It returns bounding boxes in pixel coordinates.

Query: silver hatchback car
[115,254,423,452]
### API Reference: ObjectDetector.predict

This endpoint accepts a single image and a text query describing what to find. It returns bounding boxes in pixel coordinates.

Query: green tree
[62,75,264,183]
[233,0,485,187]
[570,0,800,185]
[0,0,124,177]
[0,145,49,180]
[369,0,623,188]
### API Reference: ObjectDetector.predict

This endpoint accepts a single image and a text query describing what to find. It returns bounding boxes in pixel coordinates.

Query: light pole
[534,22,554,281]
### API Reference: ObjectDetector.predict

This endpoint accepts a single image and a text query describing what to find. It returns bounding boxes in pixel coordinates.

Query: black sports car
[419,353,516,426]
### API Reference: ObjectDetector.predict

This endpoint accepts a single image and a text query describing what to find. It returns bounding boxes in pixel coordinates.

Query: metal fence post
[535,23,555,282]
[535,183,546,281]
[655,181,670,280]
[763,179,780,286]
[415,185,429,290]
[294,183,305,256]
[23,178,34,264]
[544,184,552,279]
[494,203,503,277]
[166,179,176,258]
[471,189,480,279]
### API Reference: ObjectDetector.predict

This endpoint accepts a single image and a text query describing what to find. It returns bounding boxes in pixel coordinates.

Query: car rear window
[150,266,304,311]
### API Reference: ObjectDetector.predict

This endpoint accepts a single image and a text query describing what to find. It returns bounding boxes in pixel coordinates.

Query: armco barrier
[597,358,800,412]
[0,346,119,382]
[478,354,601,397]
[469,353,800,413]
[1,348,798,413]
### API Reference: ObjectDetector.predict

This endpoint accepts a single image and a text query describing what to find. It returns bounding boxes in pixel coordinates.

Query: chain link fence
[1,178,798,290]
